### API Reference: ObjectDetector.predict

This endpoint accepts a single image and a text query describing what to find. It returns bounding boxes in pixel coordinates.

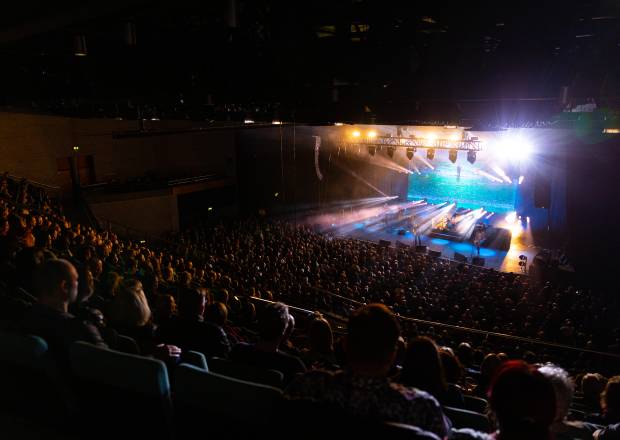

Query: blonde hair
[109,279,152,326]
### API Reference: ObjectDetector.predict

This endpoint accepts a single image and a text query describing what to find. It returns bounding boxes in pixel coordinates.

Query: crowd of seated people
[1,172,620,439]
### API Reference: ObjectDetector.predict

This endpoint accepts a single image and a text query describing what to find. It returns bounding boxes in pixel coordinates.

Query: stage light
[244,119,255,124]
[427,133,437,144]
[73,146,80,151]
[352,130,361,137]
[450,133,460,141]
[208,207,213,211]
[449,149,458,163]
[499,135,532,162]
[526,216,530,223]
[406,147,414,160]
[368,145,376,156]
[272,120,282,125]
[603,128,620,134]
[368,130,377,138]
[427,148,435,160]
[467,150,476,164]
[518,175,524,184]
[334,122,344,126]
[505,211,517,224]
[387,146,395,158]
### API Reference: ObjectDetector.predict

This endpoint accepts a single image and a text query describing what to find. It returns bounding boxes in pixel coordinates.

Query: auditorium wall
[0,112,236,188]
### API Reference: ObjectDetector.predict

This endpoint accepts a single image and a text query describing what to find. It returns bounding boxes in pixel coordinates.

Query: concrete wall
[0,112,236,187]
[90,192,179,236]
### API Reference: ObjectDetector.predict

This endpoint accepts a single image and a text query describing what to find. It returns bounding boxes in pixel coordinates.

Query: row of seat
[0,331,452,439]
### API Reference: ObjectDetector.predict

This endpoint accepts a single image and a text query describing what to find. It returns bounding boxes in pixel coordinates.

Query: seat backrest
[208,357,284,388]
[0,331,72,423]
[444,406,492,432]
[174,363,283,437]
[463,395,488,414]
[70,341,172,440]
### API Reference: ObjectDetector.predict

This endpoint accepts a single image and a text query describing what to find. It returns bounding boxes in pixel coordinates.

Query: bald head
[35,259,79,307]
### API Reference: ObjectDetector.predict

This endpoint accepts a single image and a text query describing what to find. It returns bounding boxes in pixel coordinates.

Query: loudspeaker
[415,245,427,253]
[454,252,468,263]
[429,250,441,258]
[472,257,485,267]
[378,240,391,248]
[397,229,406,236]
[534,172,551,208]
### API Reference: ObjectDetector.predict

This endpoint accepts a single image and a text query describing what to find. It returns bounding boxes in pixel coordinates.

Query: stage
[304,200,539,274]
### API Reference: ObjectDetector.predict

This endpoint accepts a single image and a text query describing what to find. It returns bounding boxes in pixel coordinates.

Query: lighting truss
[337,135,483,152]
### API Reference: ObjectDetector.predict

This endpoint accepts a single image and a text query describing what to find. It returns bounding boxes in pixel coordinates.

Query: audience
[285,304,450,438]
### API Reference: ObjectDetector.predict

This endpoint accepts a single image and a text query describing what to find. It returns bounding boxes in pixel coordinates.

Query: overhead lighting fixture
[334,122,344,126]
[518,175,525,184]
[244,119,255,124]
[426,148,435,160]
[603,128,620,134]
[406,147,415,160]
[272,120,282,125]
[386,146,395,158]
[449,148,458,163]
[368,146,376,156]
[352,130,361,138]
[467,150,476,164]
[368,130,377,138]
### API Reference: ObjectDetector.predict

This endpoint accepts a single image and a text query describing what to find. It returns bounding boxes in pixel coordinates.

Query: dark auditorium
[2,1,620,439]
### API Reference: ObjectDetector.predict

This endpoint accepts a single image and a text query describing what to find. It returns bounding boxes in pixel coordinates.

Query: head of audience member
[108,279,152,328]
[153,293,177,324]
[76,266,95,304]
[489,361,556,440]
[602,376,620,421]
[257,302,291,350]
[345,303,400,377]
[205,301,228,327]
[538,363,574,422]
[308,315,334,356]
[98,271,122,299]
[440,348,464,385]
[213,288,229,306]
[481,353,503,383]
[457,342,474,369]
[34,258,79,313]
[14,247,46,292]
[400,336,447,398]
[177,287,207,321]
[582,373,607,410]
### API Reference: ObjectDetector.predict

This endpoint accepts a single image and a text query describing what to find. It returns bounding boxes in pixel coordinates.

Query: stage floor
[333,225,538,274]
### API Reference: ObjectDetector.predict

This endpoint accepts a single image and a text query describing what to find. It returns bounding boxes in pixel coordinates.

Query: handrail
[6,173,60,191]
[248,296,316,316]
[309,286,620,360]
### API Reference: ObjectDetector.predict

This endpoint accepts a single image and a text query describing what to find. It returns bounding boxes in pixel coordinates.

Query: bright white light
[450,133,460,141]
[491,164,513,184]
[272,120,282,125]
[368,130,377,138]
[518,175,525,185]
[505,211,517,224]
[334,122,344,126]
[427,133,437,143]
[352,130,361,137]
[526,216,530,223]
[244,119,255,124]
[498,135,533,162]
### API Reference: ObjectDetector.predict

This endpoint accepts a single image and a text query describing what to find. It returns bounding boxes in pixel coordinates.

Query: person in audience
[157,288,230,358]
[538,363,599,440]
[285,303,450,439]
[300,314,338,370]
[590,376,620,425]
[475,353,503,397]
[106,279,157,354]
[231,302,306,384]
[581,373,608,413]
[17,258,107,362]
[399,336,453,405]
[459,361,556,440]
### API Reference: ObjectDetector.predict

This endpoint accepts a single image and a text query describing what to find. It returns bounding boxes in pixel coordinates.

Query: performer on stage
[473,224,484,256]
[412,220,422,246]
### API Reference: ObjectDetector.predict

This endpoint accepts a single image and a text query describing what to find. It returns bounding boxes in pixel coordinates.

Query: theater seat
[444,406,491,432]
[463,395,488,414]
[207,357,284,388]
[69,341,173,440]
[0,331,73,425]
[174,363,283,438]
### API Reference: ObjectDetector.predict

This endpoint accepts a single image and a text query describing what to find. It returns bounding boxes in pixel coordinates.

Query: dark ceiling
[1,0,619,125]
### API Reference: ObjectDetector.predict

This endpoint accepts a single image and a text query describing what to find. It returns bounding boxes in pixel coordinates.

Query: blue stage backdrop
[406,150,518,213]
